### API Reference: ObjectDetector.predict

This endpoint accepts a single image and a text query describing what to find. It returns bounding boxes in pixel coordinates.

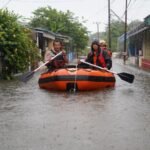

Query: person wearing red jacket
[99,40,112,58]
[85,40,112,69]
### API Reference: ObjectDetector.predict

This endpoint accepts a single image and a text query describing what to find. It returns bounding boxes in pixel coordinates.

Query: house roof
[32,27,72,42]
[118,22,150,41]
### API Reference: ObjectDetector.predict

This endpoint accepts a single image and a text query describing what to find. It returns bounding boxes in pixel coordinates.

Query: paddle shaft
[34,51,62,72]
[80,60,134,83]
[21,51,63,82]
[80,60,116,75]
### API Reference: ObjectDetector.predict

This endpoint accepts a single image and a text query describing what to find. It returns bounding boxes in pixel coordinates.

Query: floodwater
[0,59,150,150]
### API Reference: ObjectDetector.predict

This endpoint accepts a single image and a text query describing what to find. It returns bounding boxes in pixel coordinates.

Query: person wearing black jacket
[83,40,112,69]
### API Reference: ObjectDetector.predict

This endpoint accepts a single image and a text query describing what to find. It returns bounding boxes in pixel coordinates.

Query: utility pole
[108,0,111,49]
[124,0,128,64]
[94,22,100,41]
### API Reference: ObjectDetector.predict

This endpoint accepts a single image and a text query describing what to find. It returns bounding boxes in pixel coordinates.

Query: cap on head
[100,40,107,46]
[100,40,106,44]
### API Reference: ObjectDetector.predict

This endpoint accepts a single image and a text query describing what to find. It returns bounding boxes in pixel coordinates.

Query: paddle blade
[20,71,34,82]
[117,72,135,83]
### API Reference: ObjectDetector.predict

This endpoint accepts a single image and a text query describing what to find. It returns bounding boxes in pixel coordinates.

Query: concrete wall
[143,30,150,59]
[142,29,150,69]
[48,39,54,50]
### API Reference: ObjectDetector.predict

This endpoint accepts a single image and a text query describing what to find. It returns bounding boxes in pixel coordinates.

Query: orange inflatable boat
[38,65,115,91]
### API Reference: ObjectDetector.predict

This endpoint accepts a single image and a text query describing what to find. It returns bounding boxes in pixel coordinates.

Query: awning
[43,33,55,40]
[128,26,149,38]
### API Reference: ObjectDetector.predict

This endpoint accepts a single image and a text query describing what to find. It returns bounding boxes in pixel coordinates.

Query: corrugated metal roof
[128,26,149,37]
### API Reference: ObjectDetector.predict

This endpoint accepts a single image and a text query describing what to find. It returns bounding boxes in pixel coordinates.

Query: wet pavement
[0,59,150,150]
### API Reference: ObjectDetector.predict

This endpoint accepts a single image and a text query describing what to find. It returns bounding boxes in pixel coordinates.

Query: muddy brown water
[0,59,150,150]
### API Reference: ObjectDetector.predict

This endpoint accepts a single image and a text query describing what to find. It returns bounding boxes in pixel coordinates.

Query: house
[0,27,73,76]
[31,28,56,57]
[32,28,73,58]
[118,15,150,70]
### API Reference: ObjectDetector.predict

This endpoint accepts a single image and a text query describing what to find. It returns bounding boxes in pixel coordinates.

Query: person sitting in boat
[99,40,112,58]
[44,40,68,70]
[85,40,112,70]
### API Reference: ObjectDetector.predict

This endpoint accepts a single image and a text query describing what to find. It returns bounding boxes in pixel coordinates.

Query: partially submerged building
[31,28,72,58]
[118,15,150,70]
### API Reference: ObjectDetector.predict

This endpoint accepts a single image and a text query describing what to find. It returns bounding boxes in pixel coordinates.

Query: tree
[0,9,39,79]
[30,7,89,51]
[89,19,143,52]
[89,20,125,52]
[89,32,107,45]
[105,20,125,51]
[105,20,142,51]
[128,20,142,31]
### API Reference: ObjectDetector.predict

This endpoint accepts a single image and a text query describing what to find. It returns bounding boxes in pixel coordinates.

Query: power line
[111,9,124,22]
[110,0,134,23]
[128,0,138,8]
[127,0,132,7]
[126,0,150,22]
[111,0,116,4]
[121,0,133,18]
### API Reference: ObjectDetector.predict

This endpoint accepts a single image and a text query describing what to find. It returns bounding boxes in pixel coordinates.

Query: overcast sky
[0,0,150,33]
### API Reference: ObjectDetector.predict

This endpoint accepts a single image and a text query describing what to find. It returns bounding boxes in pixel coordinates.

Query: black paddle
[21,51,62,82]
[80,60,135,83]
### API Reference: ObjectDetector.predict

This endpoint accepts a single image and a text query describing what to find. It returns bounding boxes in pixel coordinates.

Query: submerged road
[0,59,150,150]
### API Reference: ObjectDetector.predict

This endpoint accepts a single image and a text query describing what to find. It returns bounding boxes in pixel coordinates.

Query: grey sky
[0,0,150,33]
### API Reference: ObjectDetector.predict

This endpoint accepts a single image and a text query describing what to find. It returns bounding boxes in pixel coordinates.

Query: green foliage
[105,20,125,52]
[105,20,142,52]
[89,20,125,52]
[89,19,143,52]
[128,20,142,31]
[0,9,39,79]
[30,7,88,50]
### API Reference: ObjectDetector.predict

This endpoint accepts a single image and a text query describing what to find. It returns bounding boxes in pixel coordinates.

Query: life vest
[88,50,106,68]
[107,50,112,57]
[48,50,65,69]
[101,47,112,57]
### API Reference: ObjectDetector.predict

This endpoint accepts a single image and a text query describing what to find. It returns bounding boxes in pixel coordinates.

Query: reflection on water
[0,61,150,150]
